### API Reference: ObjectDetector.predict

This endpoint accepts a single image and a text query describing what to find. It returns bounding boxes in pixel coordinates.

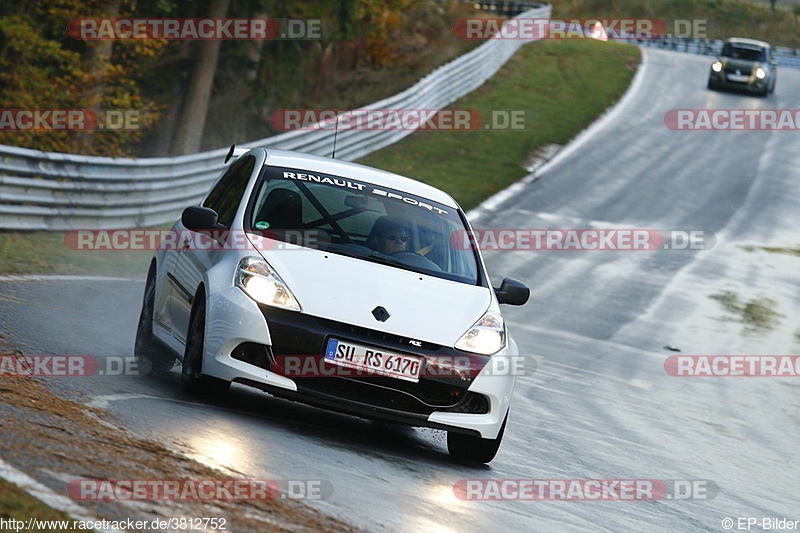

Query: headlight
[236,257,301,311]
[755,67,766,79]
[455,311,506,355]
[711,62,722,72]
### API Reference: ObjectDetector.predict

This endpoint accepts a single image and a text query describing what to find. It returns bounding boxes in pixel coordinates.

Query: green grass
[358,39,640,210]
[0,478,85,532]
[0,231,151,278]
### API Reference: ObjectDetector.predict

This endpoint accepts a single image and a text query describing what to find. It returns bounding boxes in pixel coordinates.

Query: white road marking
[0,458,124,533]
[86,393,170,409]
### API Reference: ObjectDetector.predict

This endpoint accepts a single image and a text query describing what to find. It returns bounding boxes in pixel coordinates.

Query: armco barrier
[628,36,800,69]
[0,4,551,231]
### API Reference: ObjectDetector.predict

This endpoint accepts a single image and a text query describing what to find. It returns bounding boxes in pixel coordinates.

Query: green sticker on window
[255,221,270,230]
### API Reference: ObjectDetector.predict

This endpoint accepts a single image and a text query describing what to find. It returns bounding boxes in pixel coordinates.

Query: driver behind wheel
[367,217,409,255]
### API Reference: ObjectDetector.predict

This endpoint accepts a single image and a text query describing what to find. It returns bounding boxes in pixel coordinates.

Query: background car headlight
[455,311,506,355]
[711,62,722,72]
[236,257,301,311]
[755,67,766,79]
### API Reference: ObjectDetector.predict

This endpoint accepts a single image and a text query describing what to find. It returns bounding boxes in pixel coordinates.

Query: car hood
[251,238,493,347]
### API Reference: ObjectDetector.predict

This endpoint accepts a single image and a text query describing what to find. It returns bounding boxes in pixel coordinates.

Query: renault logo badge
[372,306,390,322]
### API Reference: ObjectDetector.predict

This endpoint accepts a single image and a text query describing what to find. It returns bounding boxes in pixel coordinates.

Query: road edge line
[466,45,651,223]
[0,457,124,533]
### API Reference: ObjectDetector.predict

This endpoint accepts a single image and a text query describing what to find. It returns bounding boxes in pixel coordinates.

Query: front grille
[255,306,491,416]
[294,377,489,415]
[723,66,752,83]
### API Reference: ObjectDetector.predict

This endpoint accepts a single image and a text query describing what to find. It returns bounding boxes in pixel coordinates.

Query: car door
[170,155,257,344]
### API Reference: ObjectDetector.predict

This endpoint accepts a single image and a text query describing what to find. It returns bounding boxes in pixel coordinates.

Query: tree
[0,0,164,156]
[169,0,231,155]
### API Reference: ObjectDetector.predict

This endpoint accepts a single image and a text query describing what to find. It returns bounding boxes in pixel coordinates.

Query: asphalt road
[2,48,800,532]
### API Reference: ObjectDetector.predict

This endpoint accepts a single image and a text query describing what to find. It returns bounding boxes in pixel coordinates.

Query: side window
[203,156,256,228]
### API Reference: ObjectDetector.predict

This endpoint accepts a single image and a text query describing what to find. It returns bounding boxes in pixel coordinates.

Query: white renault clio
[135,147,529,463]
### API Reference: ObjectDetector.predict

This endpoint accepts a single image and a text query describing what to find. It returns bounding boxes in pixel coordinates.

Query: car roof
[724,37,770,49]
[255,148,460,209]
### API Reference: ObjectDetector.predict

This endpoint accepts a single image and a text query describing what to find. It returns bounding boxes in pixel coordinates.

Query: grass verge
[0,478,84,533]
[358,39,640,210]
[0,231,153,278]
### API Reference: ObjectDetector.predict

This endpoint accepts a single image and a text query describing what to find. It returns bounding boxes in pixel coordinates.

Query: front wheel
[447,414,507,464]
[134,265,175,376]
[181,291,230,399]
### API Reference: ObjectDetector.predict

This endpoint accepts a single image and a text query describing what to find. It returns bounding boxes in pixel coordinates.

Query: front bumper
[708,69,770,93]
[202,286,515,439]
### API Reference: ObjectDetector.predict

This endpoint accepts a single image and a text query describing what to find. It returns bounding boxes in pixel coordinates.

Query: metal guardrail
[625,36,800,69]
[0,5,551,231]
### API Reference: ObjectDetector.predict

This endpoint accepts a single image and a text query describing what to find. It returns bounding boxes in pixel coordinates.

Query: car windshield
[721,43,767,62]
[248,165,481,285]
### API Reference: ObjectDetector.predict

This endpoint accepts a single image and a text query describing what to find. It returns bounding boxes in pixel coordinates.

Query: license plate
[324,339,423,382]
[726,74,749,82]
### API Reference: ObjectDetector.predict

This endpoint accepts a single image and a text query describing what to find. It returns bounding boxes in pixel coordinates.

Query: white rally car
[135,147,529,463]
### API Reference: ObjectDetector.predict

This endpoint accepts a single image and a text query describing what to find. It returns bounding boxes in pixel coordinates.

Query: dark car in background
[708,37,777,96]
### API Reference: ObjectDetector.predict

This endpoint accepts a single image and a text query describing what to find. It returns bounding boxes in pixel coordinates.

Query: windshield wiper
[364,252,426,274]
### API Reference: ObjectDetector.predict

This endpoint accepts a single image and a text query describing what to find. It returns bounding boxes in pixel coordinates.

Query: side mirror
[494,278,530,306]
[182,206,219,231]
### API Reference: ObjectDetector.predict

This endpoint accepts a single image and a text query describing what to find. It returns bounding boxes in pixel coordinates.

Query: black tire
[707,79,717,91]
[134,264,175,376]
[181,289,230,398]
[447,414,507,464]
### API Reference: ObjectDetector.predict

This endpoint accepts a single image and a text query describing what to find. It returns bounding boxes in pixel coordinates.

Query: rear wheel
[447,414,507,464]
[134,265,175,376]
[181,290,230,398]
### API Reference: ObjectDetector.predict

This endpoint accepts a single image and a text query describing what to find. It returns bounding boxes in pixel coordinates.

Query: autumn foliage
[0,0,472,157]
[0,0,166,156]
